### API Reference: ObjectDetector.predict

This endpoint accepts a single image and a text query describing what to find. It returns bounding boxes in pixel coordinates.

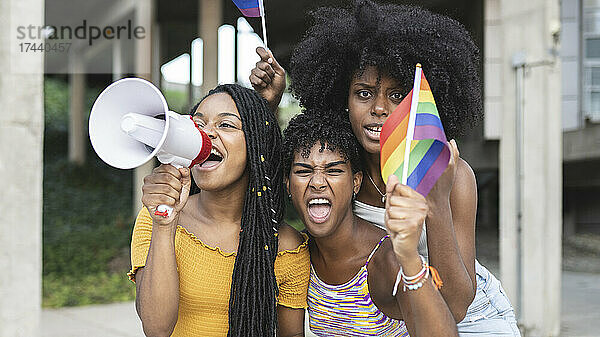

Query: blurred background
[2,0,600,336]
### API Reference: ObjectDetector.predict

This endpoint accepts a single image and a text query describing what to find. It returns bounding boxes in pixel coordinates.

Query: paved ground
[42,302,144,337]
[42,270,599,337]
[560,271,600,337]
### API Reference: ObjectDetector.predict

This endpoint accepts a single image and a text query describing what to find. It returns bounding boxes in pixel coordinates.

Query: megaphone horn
[89,78,212,218]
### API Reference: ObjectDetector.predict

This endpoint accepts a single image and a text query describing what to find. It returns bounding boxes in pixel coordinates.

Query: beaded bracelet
[392,255,444,296]
[403,255,429,292]
[403,267,429,291]
[392,255,426,296]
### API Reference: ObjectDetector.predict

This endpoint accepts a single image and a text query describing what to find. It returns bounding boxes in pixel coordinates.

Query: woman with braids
[127,84,309,337]
[283,112,458,337]
[251,1,520,336]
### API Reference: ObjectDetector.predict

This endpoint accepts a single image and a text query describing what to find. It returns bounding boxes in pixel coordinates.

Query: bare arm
[384,175,458,337]
[134,165,191,336]
[425,141,476,322]
[277,306,305,337]
[250,47,286,113]
[395,256,458,337]
[135,226,179,337]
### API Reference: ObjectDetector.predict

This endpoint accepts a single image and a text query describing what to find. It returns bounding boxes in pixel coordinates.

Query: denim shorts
[457,261,521,336]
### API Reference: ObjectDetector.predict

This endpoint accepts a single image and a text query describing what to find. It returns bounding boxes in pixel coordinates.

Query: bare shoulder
[369,239,400,283]
[277,222,306,253]
[452,158,477,198]
[367,239,404,319]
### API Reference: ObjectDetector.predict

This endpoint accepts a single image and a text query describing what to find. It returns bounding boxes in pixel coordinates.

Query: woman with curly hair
[250,1,520,336]
[283,112,458,337]
[128,84,309,337]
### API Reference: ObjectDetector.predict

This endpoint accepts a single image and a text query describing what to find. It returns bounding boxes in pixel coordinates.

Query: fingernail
[267,58,273,64]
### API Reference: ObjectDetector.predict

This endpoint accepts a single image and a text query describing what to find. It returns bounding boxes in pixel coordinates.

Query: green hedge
[43,77,136,307]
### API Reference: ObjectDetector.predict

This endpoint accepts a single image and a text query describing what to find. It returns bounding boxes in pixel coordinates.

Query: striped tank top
[307,235,410,337]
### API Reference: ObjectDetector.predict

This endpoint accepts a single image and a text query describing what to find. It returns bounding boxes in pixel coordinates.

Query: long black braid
[189,84,284,337]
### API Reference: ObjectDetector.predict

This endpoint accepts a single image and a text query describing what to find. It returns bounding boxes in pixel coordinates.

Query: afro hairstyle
[288,0,482,140]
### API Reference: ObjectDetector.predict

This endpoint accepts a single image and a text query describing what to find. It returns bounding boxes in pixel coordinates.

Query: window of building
[583,0,600,121]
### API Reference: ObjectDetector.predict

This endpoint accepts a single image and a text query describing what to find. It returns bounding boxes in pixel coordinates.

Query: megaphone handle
[155,204,173,218]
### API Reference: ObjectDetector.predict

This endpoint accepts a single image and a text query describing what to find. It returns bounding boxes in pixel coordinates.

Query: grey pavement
[42,302,144,337]
[42,271,599,337]
[560,271,600,337]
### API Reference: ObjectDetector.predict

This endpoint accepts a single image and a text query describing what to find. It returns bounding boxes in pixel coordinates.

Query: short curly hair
[289,0,482,139]
[283,111,363,175]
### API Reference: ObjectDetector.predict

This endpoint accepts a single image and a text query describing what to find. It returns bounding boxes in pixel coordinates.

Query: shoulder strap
[365,235,389,267]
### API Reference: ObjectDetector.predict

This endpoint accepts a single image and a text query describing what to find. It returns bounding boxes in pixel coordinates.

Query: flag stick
[401,64,422,185]
[259,0,268,49]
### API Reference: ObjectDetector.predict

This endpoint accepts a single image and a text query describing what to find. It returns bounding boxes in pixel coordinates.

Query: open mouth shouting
[199,147,224,169]
[364,123,383,141]
[307,197,332,224]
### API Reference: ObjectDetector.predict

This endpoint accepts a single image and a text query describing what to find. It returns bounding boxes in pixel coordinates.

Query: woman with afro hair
[250,1,520,336]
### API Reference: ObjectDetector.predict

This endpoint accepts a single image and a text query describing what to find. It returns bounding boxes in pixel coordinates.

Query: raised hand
[141,164,192,226]
[384,174,428,264]
[250,47,286,112]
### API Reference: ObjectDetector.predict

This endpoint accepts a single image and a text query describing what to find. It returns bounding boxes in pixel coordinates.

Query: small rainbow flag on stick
[232,0,261,17]
[232,0,269,48]
[380,64,450,196]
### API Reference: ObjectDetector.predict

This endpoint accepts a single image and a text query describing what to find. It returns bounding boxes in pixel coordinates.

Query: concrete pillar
[112,39,125,82]
[560,0,581,131]
[483,0,503,141]
[68,57,86,165]
[133,0,157,215]
[0,0,44,336]
[497,0,562,335]
[199,0,221,95]
[135,0,153,81]
[152,22,161,86]
[486,0,521,308]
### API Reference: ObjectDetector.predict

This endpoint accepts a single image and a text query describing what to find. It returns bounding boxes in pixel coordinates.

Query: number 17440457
[19,42,71,53]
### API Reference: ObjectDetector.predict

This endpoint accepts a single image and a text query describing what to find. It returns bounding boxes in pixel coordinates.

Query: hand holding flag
[380,64,451,197]
[250,47,286,111]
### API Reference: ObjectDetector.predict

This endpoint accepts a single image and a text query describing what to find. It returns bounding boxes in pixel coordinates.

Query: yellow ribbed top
[128,208,310,337]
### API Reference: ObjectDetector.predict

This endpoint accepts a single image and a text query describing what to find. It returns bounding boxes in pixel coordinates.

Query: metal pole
[512,51,526,319]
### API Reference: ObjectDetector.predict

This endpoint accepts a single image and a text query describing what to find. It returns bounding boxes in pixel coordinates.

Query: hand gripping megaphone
[89,78,211,217]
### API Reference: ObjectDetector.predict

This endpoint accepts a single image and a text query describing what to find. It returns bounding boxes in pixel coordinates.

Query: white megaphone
[89,77,211,217]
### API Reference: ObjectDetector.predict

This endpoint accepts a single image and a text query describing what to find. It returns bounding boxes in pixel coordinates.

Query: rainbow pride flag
[232,0,261,17]
[380,64,450,196]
